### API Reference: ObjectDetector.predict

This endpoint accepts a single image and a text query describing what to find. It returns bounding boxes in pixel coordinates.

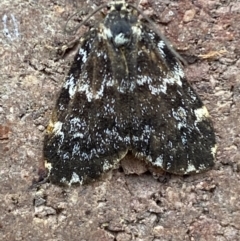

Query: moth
[42,0,217,185]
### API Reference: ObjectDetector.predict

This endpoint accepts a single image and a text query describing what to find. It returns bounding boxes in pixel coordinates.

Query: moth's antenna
[64,3,108,34]
[129,3,188,66]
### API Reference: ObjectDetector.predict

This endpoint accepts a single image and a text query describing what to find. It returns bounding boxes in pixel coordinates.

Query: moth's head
[103,0,138,47]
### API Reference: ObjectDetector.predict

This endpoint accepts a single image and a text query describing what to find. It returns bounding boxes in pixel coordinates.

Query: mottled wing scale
[44,30,132,185]
[43,0,216,185]
[129,27,216,174]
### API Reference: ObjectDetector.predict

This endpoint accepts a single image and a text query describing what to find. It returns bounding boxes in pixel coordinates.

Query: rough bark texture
[0,0,239,240]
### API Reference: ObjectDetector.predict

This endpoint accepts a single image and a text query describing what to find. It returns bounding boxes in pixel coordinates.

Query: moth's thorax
[100,1,139,47]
